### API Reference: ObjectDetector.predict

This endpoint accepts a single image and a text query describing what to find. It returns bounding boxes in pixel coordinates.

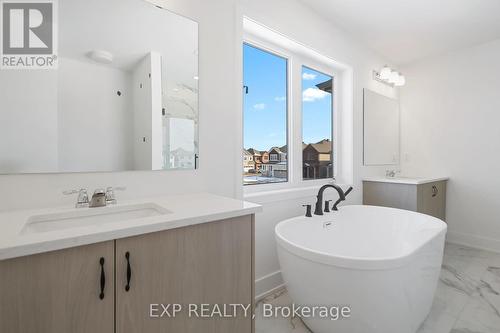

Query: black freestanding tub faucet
[314,184,347,216]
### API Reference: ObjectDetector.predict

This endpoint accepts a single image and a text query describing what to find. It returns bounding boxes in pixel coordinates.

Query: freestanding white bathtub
[275,205,447,333]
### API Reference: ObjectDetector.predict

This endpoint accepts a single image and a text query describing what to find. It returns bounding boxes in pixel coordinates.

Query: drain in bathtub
[323,222,334,228]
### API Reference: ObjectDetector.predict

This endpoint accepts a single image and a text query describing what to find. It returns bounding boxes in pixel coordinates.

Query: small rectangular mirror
[363,89,400,166]
[0,0,199,174]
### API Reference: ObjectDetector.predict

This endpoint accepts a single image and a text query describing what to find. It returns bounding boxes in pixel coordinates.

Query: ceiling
[299,0,500,65]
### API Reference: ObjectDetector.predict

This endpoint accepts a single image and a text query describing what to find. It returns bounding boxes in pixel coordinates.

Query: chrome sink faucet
[105,186,126,205]
[64,186,126,208]
[386,169,401,178]
[63,189,89,208]
[90,189,106,208]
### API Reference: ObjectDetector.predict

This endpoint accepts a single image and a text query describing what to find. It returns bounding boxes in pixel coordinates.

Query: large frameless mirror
[363,89,400,166]
[0,0,199,173]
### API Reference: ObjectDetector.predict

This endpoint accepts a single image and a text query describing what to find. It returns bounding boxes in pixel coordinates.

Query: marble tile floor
[255,243,500,333]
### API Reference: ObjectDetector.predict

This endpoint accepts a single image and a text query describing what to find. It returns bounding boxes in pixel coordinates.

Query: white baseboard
[255,270,284,301]
[446,231,500,254]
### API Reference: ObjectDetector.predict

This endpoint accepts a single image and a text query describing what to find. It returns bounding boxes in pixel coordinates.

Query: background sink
[21,203,171,234]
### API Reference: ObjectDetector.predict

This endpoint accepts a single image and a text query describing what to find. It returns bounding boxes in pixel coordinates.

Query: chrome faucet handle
[63,190,77,195]
[385,169,401,178]
[63,188,89,208]
[105,186,126,205]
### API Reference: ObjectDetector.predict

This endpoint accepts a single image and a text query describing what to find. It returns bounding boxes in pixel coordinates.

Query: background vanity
[0,193,260,333]
[362,89,448,221]
[363,177,448,221]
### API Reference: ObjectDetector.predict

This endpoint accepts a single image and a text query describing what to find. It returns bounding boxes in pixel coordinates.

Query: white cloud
[253,103,266,110]
[302,72,317,80]
[274,96,286,102]
[302,88,328,102]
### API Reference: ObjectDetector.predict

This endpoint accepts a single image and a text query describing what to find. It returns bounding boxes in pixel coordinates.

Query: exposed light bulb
[395,74,406,87]
[388,71,400,84]
[379,65,391,80]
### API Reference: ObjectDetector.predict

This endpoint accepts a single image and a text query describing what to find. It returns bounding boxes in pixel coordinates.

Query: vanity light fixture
[388,70,400,84]
[379,65,392,80]
[395,74,406,87]
[373,66,406,87]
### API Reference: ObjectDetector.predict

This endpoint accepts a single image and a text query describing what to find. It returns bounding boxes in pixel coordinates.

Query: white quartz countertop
[0,193,261,261]
[363,176,449,185]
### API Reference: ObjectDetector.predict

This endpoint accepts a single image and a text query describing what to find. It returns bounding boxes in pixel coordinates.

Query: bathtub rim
[275,205,447,270]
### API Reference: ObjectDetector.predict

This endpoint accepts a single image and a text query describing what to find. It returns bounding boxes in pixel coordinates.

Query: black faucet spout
[314,184,346,216]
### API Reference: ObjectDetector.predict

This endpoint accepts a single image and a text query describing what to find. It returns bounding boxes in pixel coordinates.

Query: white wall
[132,52,163,170]
[400,38,500,252]
[0,71,58,173]
[132,54,154,171]
[0,0,240,211]
[150,53,164,171]
[1,56,135,174]
[58,57,133,172]
[240,0,398,297]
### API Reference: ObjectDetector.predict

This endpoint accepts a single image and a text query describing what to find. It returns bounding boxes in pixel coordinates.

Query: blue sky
[243,44,332,151]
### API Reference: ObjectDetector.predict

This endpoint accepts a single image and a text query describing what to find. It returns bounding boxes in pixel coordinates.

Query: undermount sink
[21,203,171,234]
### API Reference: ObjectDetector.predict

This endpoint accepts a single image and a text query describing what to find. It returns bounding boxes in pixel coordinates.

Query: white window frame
[240,16,355,199]
[300,62,338,182]
[243,36,341,194]
[242,41,291,187]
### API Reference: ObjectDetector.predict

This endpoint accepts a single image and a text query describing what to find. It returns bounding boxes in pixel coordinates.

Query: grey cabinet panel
[115,215,254,333]
[363,182,418,211]
[0,241,115,333]
[363,180,447,221]
[417,181,447,221]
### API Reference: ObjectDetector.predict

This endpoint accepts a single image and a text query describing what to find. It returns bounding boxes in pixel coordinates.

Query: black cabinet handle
[432,186,438,197]
[99,257,105,300]
[125,252,132,292]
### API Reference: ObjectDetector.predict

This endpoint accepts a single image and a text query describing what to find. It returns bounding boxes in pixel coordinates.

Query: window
[243,44,288,185]
[242,40,336,188]
[302,66,333,180]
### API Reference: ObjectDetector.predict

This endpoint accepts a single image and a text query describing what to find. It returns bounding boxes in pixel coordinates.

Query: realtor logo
[1,0,58,69]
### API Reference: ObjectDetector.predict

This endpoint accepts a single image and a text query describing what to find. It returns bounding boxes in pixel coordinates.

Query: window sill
[243,180,351,204]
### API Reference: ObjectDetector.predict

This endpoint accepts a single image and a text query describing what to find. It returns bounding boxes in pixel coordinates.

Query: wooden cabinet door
[418,181,447,221]
[116,215,254,333]
[363,181,418,211]
[0,241,115,333]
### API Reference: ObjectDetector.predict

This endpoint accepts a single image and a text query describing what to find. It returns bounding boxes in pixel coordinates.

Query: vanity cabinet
[0,241,115,333]
[116,215,253,333]
[0,215,254,333]
[363,180,447,221]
